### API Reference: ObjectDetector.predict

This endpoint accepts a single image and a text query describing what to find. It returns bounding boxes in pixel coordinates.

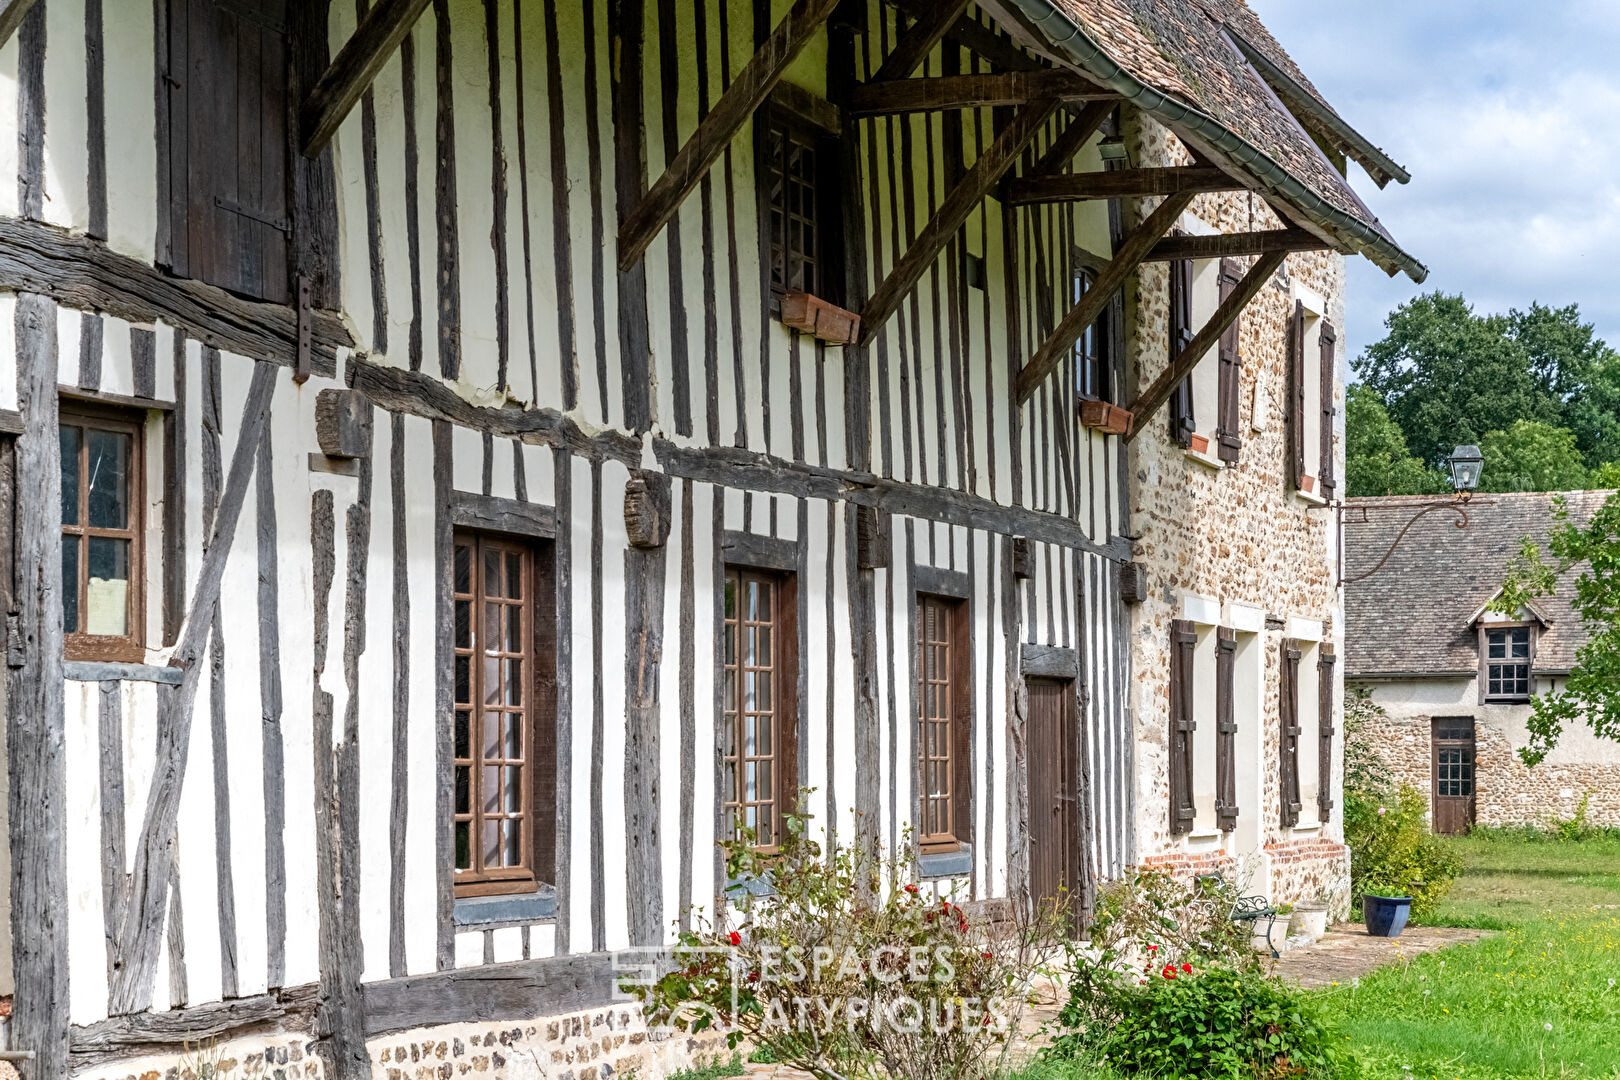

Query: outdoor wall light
[1098,134,1130,167]
[1447,444,1483,493]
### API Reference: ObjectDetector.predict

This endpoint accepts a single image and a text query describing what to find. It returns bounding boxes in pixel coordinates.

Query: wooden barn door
[1026,677,1080,926]
[1432,718,1476,834]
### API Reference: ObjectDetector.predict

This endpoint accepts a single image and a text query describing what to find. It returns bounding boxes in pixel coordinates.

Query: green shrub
[1342,783,1460,921]
[667,1055,747,1080]
[1048,962,1357,1080]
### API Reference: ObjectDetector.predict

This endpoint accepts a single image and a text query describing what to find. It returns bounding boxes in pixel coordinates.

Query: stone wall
[1121,112,1348,905]
[1358,711,1620,828]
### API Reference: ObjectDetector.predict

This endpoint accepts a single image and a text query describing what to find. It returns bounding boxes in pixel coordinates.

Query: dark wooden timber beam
[873,0,973,81]
[300,0,431,157]
[0,0,38,47]
[1144,226,1330,262]
[1003,166,1245,205]
[847,70,1114,116]
[892,0,1041,72]
[1019,99,1113,180]
[1016,191,1194,405]
[617,0,840,272]
[859,100,1061,346]
[1126,250,1286,439]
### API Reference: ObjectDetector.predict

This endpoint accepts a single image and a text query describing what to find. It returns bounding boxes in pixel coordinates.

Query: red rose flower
[1162,965,1176,980]
[1146,944,1157,952]
[1181,963,1192,973]
[748,971,760,983]
[728,931,741,946]
[905,883,920,894]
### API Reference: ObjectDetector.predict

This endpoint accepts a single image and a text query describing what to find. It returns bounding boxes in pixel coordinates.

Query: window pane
[484,603,501,655]
[454,543,471,594]
[454,656,470,704]
[61,537,79,633]
[59,426,80,525]
[506,604,522,653]
[484,548,502,599]
[85,536,130,636]
[483,818,500,865]
[506,553,522,599]
[455,600,471,649]
[455,711,470,758]
[504,714,522,758]
[483,766,501,814]
[503,819,522,867]
[454,765,470,814]
[455,821,470,870]
[484,711,502,759]
[505,766,522,812]
[505,659,522,705]
[86,429,130,529]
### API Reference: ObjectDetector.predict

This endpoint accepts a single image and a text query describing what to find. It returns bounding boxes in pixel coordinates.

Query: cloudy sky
[1244,0,1620,367]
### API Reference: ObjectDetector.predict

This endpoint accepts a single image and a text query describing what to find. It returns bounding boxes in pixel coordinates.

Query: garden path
[1273,923,1489,988]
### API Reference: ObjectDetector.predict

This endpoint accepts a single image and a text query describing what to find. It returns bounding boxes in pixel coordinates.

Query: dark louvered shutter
[1215,627,1238,830]
[1167,259,1196,446]
[1317,649,1337,819]
[1168,619,1197,835]
[1215,259,1243,464]
[166,0,291,303]
[1287,300,1306,490]
[1279,641,1302,828]
[1319,321,1338,497]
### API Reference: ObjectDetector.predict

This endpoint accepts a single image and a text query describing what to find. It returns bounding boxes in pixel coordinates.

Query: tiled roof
[1038,0,1418,275]
[1343,491,1614,677]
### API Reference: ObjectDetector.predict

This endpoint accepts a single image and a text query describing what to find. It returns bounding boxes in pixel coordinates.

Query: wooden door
[1432,718,1476,835]
[1026,677,1080,923]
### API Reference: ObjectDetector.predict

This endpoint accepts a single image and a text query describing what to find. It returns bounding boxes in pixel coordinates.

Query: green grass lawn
[1330,831,1620,1079]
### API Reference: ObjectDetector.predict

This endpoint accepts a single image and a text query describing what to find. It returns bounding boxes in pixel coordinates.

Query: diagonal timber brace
[1015,191,1195,405]
[107,362,279,1016]
[0,0,37,48]
[1126,250,1286,439]
[871,0,973,82]
[1017,99,1114,182]
[300,0,432,157]
[617,0,841,272]
[858,99,1062,346]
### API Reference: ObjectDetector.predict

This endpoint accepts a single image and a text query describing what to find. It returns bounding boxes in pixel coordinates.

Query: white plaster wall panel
[802,496,831,830]
[492,0,534,406]
[153,322,177,403]
[177,642,225,1007]
[65,681,109,1025]
[55,306,80,387]
[454,930,483,968]
[99,315,133,398]
[0,38,19,220]
[447,0,502,398]
[103,0,157,262]
[368,46,412,371]
[511,3,565,414]
[491,925,523,963]
[598,458,632,951]
[656,477,685,934]
[720,484,743,530]
[0,293,16,412]
[530,920,556,959]
[487,436,518,499]
[357,424,399,984]
[410,21,442,380]
[522,441,554,505]
[686,482,718,921]
[42,0,89,231]
[565,451,596,952]
[451,423,485,493]
[401,413,442,977]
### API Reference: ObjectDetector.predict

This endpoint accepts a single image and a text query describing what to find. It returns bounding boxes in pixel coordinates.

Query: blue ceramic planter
[1362,894,1412,937]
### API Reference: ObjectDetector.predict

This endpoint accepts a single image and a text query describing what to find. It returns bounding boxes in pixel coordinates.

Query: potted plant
[1360,879,1413,938]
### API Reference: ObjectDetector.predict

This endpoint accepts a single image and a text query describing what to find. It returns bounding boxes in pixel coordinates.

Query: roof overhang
[1466,589,1554,629]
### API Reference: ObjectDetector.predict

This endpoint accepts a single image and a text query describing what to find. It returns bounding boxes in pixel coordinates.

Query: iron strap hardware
[213,196,292,235]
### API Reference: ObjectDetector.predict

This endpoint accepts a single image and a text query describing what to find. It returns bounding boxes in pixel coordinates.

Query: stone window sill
[1290,822,1323,834]
[453,885,557,928]
[918,844,973,879]
[1294,488,1328,507]
[1184,446,1224,471]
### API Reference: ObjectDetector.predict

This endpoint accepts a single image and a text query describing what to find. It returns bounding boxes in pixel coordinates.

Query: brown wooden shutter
[1215,259,1243,464]
[165,0,292,304]
[1279,640,1302,827]
[1317,649,1337,819]
[1167,259,1196,446]
[1287,299,1306,490]
[1168,619,1197,835]
[1214,627,1238,830]
[1318,321,1337,497]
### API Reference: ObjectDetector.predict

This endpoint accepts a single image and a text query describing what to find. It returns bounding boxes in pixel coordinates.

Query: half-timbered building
[0,0,1420,1076]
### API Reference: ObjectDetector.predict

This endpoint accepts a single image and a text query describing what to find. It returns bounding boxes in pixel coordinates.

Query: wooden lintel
[847,70,1113,116]
[1126,250,1287,439]
[1003,166,1245,205]
[860,100,1061,346]
[1016,191,1195,405]
[0,0,38,48]
[871,0,973,82]
[1144,227,1330,262]
[617,0,840,272]
[299,0,431,157]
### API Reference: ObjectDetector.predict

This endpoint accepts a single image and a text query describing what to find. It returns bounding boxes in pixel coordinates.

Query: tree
[1501,492,1620,764]
[1343,384,1445,496]
[1479,420,1592,493]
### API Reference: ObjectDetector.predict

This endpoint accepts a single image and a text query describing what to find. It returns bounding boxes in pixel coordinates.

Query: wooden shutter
[1279,641,1302,827]
[1168,619,1197,835]
[165,0,292,303]
[1167,258,1196,446]
[1287,300,1306,490]
[1215,259,1243,464]
[1317,649,1337,819]
[1214,627,1238,830]
[1318,321,1337,496]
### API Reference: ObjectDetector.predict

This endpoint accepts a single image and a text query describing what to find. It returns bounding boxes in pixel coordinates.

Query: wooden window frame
[1479,623,1534,704]
[1167,257,1196,446]
[1072,251,1120,404]
[451,530,557,898]
[722,564,800,852]
[1317,648,1336,820]
[1168,619,1197,835]
[60,402,146,664]
[1432,718,1476,799]
[759,102,845,314]
[1214,627,1238,831]
[916,593,972,854]
[1279,641,1302,828]
[1214,259,1243,464]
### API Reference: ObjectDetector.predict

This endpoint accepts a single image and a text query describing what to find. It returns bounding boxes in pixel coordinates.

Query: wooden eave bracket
[1124,249,1287,439]
[1002,166,1246,205]
[0,0,38,48]
[300,0,432,158]
[1144,226,1329,262]
[617,0,841,272]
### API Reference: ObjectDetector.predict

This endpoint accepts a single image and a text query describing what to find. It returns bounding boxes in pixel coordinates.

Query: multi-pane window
[1484,626,1531,701]
[453,532,543,896]
[917,595,969,853]
[764,114,840,306]
[723,568,796,848]
[60,406,144,662]
[1435,720,1476,797]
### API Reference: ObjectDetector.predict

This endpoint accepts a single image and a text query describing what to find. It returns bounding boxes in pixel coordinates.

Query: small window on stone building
[1482,625,1532,703]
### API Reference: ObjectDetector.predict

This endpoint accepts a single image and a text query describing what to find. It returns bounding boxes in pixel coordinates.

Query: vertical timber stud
[9,293,67,1080]
[828,1,882,867]
[623,472,668,945]
[612,0,652,432]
